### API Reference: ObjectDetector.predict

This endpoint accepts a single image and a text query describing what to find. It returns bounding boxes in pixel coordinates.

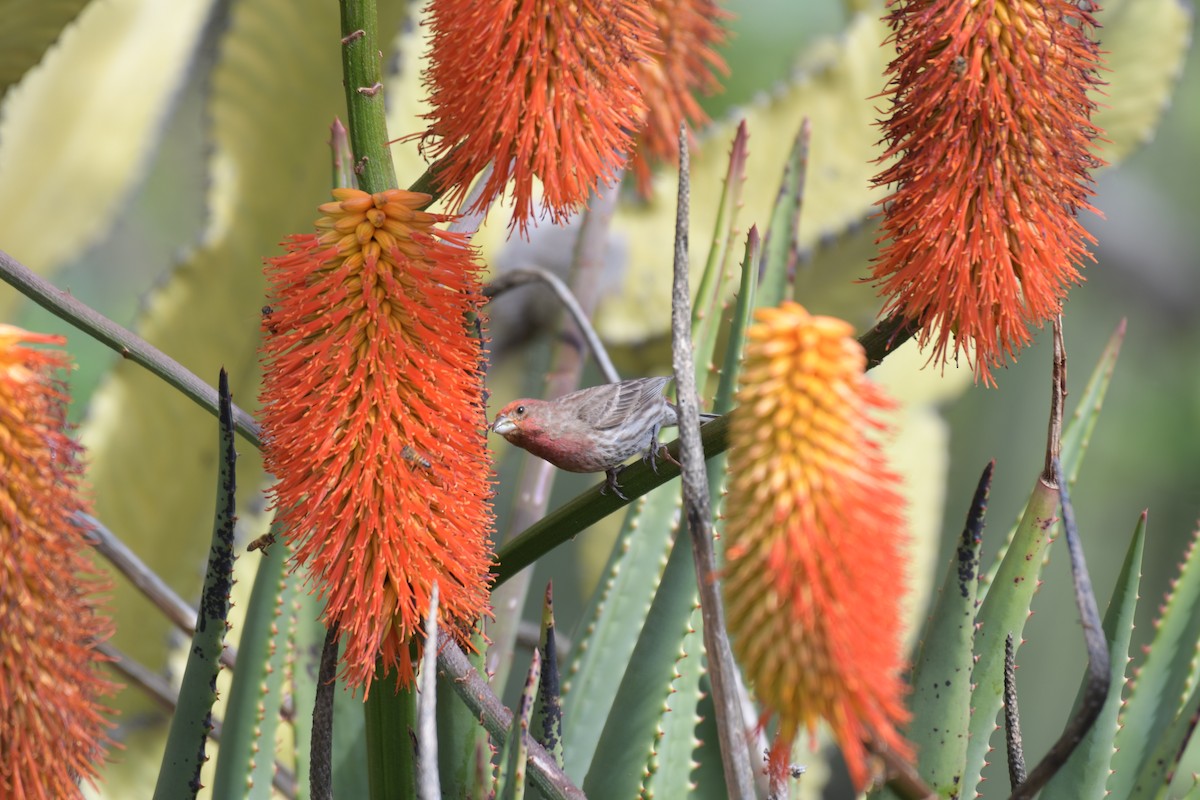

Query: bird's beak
[490,414,516,436]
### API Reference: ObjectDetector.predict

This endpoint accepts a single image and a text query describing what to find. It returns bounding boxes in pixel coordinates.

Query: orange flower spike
[421,0,660,233]
[871,0,1103,384]
[260,189,494,691]
[630,0,730,193]
[0,325,116,799]
[723,303,912,789]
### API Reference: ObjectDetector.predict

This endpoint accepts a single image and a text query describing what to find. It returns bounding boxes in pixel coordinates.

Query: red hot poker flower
[259,188,494,691]
[629,0,730,194]
[0,325,116,799]
[420,0,659,233]
[871,0,1103,384]
[723,303,912,789]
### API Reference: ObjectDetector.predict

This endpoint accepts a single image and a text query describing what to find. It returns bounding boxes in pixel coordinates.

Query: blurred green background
[4,0,1197,794]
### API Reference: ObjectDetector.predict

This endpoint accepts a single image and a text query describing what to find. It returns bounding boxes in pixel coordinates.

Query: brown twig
[669,124,756,799]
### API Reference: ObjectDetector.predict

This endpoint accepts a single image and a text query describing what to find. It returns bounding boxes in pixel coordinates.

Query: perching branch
[669,124,757,800]
[484,266,620,384]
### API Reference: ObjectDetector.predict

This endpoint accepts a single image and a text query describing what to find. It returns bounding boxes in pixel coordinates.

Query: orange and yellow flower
[420,0,659,233]
[871,0,1103,384]
[1,325,115,799]
[723,303,911,789]
[259,188,494,691]
[629,0,729,193]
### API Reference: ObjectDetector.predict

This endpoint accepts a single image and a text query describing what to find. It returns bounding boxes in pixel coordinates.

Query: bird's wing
[576,377,671,430]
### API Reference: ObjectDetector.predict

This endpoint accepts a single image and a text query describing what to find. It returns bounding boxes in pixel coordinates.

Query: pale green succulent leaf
[1111,524,1200,798]
[211,530,295,799]
[1042,513,1146,799]
[0,0,216,315]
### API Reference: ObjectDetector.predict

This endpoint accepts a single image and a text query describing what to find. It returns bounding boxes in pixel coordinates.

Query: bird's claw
[659,445,681,469]
[602,467,629,501]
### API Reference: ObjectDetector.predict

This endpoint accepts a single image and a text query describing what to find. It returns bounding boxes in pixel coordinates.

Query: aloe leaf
[1111,524,1200,798]
[599,13,893,344]
[640,604,705,798]
[0,0,90,96]
[693,121,750,381]
[0,0,217,314]
[962,475,1061,792]
[1040,512,1146,798]
[581,529,701,800]
[532,584,564,768]
[560,482,683,781]
[981,320,1126,596]
[211,528,295,799]
[152,370,238,800]
[879,463,993,799]
[758,122,809,309]
[498,650,542,800]
[1095,0,1193,164]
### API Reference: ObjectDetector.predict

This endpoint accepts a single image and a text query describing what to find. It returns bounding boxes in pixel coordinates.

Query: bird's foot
[643,425,681,471]
[659,445,681,468]
[601,467,629,501]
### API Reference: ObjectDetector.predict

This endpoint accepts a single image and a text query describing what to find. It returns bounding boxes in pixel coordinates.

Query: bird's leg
[645,423,681,470]
[643,423,663,474]
[601,466,629,501]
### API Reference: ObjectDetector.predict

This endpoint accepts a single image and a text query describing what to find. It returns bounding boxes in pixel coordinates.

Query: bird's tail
[699,412,720,423]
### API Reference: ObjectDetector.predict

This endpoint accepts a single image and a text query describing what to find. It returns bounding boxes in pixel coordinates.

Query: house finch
[488,376,718,500]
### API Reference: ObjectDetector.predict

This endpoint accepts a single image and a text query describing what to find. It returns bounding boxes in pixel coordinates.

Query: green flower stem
[339,0,396,194]
[0,248,262,447]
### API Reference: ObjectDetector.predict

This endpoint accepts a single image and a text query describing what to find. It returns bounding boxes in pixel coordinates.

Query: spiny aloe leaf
[962,473,1060,794]
[580,532,701,800]
[532,584,564,769]
[758,122,808,309]
[0,0,89,97]
[879,463,993,799]
[1111,524,1200,798]
[981,320,1127,596]
[498,649,541,800]
[560,464,683,783]
[692,122,750,384]
[639,603,704,799]
[211,529,295,799]
[152,370,237,800]
[1041,512,1146,798]
[0,0,216,314]
[1094,0,1193,164]
[77,0,408,693]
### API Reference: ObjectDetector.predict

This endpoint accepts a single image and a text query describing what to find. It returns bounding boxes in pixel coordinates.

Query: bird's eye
[515,405,526,416]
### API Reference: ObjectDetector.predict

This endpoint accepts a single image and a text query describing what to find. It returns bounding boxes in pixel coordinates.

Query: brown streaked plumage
[489,377,716,500]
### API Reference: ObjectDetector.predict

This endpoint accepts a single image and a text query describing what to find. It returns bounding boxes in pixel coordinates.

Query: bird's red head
[489,399,542,442]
